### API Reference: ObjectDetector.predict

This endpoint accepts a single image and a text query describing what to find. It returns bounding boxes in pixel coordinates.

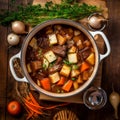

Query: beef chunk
[52,45,67,57]
[49,64,62,73]
[79,47,91,60]
[30,61,42,72]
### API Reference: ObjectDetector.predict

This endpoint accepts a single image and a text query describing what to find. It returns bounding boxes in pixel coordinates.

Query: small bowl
[83,86,107,110]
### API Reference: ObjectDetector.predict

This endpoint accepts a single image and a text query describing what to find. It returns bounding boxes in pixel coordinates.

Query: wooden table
[0,0,120,120]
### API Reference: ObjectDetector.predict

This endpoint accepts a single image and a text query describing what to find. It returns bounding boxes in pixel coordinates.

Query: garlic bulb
[88,14,106,30]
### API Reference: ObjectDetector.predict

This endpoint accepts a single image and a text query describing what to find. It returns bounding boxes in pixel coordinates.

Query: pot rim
[21,19,99,98]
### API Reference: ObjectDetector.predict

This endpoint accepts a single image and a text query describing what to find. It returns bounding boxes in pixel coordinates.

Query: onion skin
[109,91,120,119]
[11,21,26,34]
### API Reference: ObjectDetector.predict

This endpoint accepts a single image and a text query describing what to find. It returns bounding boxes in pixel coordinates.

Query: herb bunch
[0,0,101,26]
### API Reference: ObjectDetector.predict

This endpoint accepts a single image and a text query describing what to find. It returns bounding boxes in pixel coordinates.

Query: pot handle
[90,31,111,61]
[9,52,28,82]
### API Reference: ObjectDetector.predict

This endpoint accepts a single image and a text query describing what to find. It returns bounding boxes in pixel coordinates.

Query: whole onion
[7,33,20,46]
[11,21,27,34]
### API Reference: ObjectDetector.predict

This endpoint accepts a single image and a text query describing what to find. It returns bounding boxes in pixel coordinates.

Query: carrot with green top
[62,80,73,92]
[80,61,90,72]
[40,78,51,91]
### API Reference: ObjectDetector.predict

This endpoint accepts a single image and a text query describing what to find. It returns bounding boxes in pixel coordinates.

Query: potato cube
[86,53,95,65]
[76,40,84,50]
[71,69,80,77]
[68,53,78,63]
[48,34,58,45]
[27,63,32,73]
[76,75,83,83]
[49,72,60,83]
[83,40,91,47]
[60,64,71,77]
[74,30,81,36]
[68,46,77,53]
[83,71,89,81]
[73,81,79,89]
[29,37,38,49]
[43,58,49,70]
[57,34,67,45]
[37,80,41,86]
[44,51,57,63]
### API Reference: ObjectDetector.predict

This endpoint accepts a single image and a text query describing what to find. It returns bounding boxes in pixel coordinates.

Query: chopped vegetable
[44,50,57,63]
[49,72,60,83]
[29,37,38,49]
[43,58,49,70]
[68,53,78,63]
[72,64,79,70]
[76,75,83,84]
[71,69,80,77]
[57,33,67,45]
[63,60,72,65]
[73,81,79,89]
[71,78,76,81]
[27,63,32,73]
[83,71,89,80]
[74,30,81,36]
[68,46,77,53]
[60,64,71,77]
[62,80,73,92]
[48,34,58,45]
[86,53,95,65]
[40,78,51,91]
[80,62,90,73]
[57,76,66,86]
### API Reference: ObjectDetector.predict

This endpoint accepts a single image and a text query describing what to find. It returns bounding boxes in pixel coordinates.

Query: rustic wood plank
[0,0,9,120]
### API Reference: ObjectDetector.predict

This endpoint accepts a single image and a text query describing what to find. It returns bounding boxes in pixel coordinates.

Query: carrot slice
[40,78,51,91]
[57,76,66,86]
[80,62,90,72]
[62,80,73,92]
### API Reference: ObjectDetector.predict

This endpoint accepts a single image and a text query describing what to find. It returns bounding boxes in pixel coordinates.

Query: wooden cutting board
[30,0,108,103]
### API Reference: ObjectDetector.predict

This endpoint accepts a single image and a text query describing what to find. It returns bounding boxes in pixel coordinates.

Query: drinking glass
[83,86,107,110]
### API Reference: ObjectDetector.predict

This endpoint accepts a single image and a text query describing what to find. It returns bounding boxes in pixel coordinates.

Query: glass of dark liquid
[83,86,107,110]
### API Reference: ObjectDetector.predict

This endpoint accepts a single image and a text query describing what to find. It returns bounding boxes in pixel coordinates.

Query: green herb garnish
[72,64,79,70]
[0,0,100,26]
[42,64,47,70]
[49,61,56,67]
[71,78,76,80]
[63,60,72,65]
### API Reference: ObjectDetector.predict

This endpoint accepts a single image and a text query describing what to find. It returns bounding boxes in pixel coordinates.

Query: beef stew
[26,24,95,93]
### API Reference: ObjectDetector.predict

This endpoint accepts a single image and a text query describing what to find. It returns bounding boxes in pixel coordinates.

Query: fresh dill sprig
[0,0,101,26]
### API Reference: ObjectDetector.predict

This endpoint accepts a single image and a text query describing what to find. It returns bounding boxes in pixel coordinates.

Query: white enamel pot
[9,19,111,98]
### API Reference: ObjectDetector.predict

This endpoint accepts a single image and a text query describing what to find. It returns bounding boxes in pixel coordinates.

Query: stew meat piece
[51,45,67,57]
